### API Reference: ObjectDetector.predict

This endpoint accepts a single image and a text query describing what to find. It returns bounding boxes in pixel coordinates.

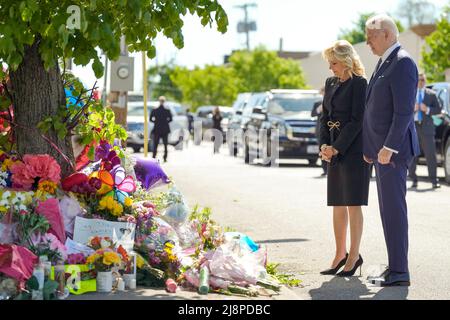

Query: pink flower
[32,233,68,261]
[67,253,86,265]
[11,154,61,190]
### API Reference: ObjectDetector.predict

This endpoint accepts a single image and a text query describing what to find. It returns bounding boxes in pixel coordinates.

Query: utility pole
[235,3,257,50]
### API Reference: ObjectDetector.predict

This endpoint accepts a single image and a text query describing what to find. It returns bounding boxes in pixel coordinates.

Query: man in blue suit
[363,14,420,287]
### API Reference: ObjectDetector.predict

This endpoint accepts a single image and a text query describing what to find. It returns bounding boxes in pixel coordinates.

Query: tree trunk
[9,36,75,178]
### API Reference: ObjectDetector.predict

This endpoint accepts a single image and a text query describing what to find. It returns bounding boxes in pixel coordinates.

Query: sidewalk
[68,285,301,300]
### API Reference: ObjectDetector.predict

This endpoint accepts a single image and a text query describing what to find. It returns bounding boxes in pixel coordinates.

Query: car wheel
[261,138,272,167]
[132,146,141,153]
[174,136,184,150]
[308,158,318,167]
[444,138,450,184]
[244,140,250,164]
[228,141,236,156]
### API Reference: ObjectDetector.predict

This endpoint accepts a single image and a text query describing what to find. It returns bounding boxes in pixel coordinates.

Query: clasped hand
[319,145,338,163]
[414,103,428,113]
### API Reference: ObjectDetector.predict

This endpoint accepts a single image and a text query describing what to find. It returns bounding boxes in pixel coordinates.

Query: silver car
[126,101,189,153]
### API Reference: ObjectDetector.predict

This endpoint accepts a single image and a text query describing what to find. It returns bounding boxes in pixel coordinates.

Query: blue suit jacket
[363,46,420,163]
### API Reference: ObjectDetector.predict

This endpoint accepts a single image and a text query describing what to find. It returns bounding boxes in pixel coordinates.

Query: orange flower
[117,245,129,262]
[90,236,101,249]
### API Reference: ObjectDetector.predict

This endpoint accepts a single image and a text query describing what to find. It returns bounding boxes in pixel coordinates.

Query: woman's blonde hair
[322,40,366,79]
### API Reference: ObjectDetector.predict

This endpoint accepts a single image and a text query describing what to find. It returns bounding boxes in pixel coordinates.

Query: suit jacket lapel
[327,77,341,116]
[366,46,402,102]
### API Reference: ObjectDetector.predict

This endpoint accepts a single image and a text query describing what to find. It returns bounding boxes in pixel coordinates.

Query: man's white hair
[365,13,399,38]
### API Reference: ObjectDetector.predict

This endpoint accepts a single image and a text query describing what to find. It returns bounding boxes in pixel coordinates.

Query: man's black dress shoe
[433,183,441,189]
[371,271,410,287]
[411,181,418,188]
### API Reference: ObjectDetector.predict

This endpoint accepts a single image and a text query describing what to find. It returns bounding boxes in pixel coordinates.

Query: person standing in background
[408,73,442,189]
[150,96,172,162]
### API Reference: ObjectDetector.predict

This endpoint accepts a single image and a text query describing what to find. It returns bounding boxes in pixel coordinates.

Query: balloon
[61,173,89,192]
[133,157,170,190]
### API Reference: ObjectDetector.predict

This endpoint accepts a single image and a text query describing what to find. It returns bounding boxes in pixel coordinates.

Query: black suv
[428,82,450,183]
[236,89,322,166]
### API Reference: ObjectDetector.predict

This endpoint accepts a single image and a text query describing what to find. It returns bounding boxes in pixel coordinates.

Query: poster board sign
[73,217,136,251]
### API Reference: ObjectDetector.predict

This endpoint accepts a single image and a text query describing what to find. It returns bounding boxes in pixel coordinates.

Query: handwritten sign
[73,217,136,251]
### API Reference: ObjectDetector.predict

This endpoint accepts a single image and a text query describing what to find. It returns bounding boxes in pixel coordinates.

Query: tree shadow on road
[308,277,409,300]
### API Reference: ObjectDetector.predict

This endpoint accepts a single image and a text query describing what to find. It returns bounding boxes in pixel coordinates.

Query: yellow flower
[112,203,123,217]
[124,197,133,207]
[38,180,57,194]
[102,251,121,266]
[0,206,7,214]
[165,242,175,249]
[2,158,13,171]
[87,253,101,265]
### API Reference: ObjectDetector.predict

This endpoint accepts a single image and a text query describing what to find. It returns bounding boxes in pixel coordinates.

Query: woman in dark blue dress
[319,40,371,277]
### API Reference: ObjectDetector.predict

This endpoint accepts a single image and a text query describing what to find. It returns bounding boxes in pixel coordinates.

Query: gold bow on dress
[327,120,340,131]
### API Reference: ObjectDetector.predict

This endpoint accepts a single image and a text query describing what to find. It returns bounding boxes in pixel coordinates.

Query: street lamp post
[143,52,149,157]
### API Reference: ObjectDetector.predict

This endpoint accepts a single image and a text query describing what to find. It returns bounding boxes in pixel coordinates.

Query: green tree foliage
[395,0,438,28]
[0,1,228,175]
[0,0,228,78]
[147,62,183,102]
[421,6,450,82]
[229,47,307,92]
[338,12,405,44]
[170,47,307,110]
[171,65,240,110]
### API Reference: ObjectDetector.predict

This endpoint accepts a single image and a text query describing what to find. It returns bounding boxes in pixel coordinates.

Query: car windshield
[127,122,144,132]
[127,107,155,116]
[268,95,320,115]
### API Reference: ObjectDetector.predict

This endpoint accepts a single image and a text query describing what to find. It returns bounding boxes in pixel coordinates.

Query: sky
[72,0,448,92]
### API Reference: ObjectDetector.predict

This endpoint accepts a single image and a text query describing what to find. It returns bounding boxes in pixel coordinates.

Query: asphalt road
[146,141,450,300]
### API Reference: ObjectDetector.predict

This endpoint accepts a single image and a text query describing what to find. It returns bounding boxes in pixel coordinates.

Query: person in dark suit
[311,87,327,176]
[150,96,172,162]
[408,73,442,189]
[363,14,420,287]
[319,40,370,277]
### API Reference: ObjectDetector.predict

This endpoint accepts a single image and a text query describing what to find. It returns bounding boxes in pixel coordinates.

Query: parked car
[428,82,450,183]
[126,101,189,153]
[193,106,233,144]
[240,89,323,166]
[227,93,252,156]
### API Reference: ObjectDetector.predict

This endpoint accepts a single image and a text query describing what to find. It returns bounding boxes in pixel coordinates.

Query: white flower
[0,171,8,179]
[1,191,11,200]
[11,192,27,204]
[100,239,111,249]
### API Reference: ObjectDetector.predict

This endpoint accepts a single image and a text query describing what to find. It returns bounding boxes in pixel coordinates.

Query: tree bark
[9,36,75,178]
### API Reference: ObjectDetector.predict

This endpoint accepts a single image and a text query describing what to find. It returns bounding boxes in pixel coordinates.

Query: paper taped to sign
[73,217,136,251]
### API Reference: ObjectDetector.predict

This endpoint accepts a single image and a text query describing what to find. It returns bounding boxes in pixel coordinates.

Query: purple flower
[95,141,112,162]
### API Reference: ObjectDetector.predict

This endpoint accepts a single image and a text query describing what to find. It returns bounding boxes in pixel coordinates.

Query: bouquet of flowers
[86,249,122,272]
[86,236,129,272]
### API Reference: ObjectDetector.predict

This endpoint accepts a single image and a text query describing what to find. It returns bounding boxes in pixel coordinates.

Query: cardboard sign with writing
[73,217,136,251]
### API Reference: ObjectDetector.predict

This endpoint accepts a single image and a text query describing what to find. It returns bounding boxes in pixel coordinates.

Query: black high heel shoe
[336,255,363,277]
[320,253,348,275]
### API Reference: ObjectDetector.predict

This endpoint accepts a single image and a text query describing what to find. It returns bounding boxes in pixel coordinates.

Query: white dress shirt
[414,88,430,121]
